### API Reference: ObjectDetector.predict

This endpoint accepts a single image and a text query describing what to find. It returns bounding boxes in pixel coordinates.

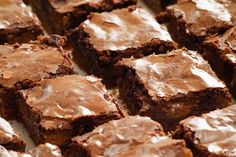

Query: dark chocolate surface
[166,0,233,37]
[0,0,41,30]
[67,116,192,157]
[0,0,43,44]
[0,37,73,89]
[177,105,236,156]
[81,7,173,51]
[119,49,226,98]
[20,75,119,122]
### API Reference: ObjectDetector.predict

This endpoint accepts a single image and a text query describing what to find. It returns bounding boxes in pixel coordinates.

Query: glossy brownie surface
[119,49,226,97]
[17,75,121,145]
[117,49,231,130]
[0,36,73,89]
[175,105,236,157]
[20,75,119,121]
[81,7,173,51]
[65,116,192,157]
[0,0,43,44]
[166,0,233,37]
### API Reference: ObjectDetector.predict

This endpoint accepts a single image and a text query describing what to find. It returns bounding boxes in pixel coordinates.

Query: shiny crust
[119,49,226,96]
[0,35,73,119]
[20,75,119,120]
[17,75,121,146]
[0,35,73,89]
[174,105,236,157]
[70,7,176,86]
[157,0,234,50]
[0,0,43,44]
[64,116,192,157]
[116,49,231,130]
[28,0,137,34]
[81,7,173,51]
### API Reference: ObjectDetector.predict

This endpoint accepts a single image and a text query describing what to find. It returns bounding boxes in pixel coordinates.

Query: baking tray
[9,0,235,151]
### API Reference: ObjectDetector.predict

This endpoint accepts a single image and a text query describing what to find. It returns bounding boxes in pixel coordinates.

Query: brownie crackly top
[20,75,118,122]
[118,49,225,98]
[205,26,236,65]
[167,0,233,37]
[179,105,236,156]
[82,7,173,51]
[71,116,164,156]
[0,0,41,30]
[69,116,192,157]
[0,38,73,89]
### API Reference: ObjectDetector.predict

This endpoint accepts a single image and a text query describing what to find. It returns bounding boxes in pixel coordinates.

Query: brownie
[174,105,236,157]
[16,75,121,146]
[63,116,192,157]
[116,48,231,131]
[28,0,137,35]
[0,116,25,151]
[203,26,236,97]
[0,0,43,44]
[0,143,63,157]
[70,7,176,87]
[157,0,234,51]
[0,35,73,119]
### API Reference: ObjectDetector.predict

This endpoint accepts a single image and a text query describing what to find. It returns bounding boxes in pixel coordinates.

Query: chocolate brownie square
[17,75,121,146]
[0,35,73,119]
[203,26,236,97]
[174,105,236,157]
[28,0,137,35]
[63,116,192,157]
[116,48,231,131]
[0,116,25,151]
[70,7,176,87]
[0,0,43,44]
[0,143,63,157]
[157,0,234,51]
